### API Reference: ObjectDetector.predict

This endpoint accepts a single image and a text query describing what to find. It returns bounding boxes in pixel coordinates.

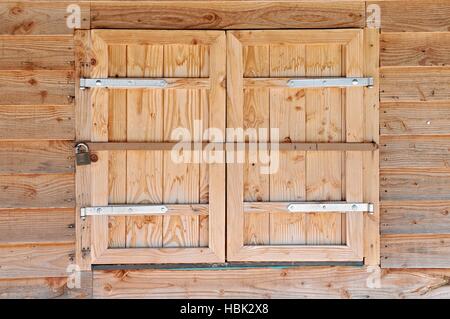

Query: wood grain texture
[381,136,450,169]
[0,2,90,35]
[0,243,74,278]
[382,234,450,268]
[269,43,307,245]
[0,271,91,299]
[381,102,450,136]
[382,201,450,234]
[380,67,450,101]
[91,1,364,30]
[0,70,74,105]
[0,105,74,140]
[94,267,450,299]
[126,43,164,249]
[74,29,92,270]
[381,168,450,201]
[363,28,380,266]
[0,208,74,244]
[369,0,450,32]
[305,42,343,246]
[242,45,270,246]
[381,32,450,67]
[0,141,74,174]
[0,35,74,70]
[0,173,75,208]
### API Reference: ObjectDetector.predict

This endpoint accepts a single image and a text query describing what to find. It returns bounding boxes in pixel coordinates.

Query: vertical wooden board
[305,44,343,244]
[242,45,270,245]
[199,89,210,247]
[107,44,127,248]
[162,91,200,247]
[90,151,109,261]
[226,32,244,258]
[207,33,226,259]
[305,152,343,244]
[269,151,306,244]
[269,44,307,245]
[363,28,380,265]
[75,30,91,270]
[90,31,109,262]
[164,44,201,77]
[126,44,164,248]
[126,152,163,248]
[163,44,202,247]
[243,45,269,77]
[345,31,364,259]
[243,88,269,245]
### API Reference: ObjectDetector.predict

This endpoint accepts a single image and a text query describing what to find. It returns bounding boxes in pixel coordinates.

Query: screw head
[90,153,98,162]
[95,80,102,86]
[352,79,359,85]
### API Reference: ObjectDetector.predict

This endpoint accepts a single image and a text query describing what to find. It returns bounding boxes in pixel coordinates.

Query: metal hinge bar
[287,77,373,88]
[81,205,168,218]
[287,202,374,214]
[80,78,167,89]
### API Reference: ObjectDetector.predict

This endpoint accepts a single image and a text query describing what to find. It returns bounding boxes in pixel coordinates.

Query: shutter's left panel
[75,30,226,266]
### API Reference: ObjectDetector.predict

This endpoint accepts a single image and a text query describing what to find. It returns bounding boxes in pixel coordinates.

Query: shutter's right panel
[227,30,377,263]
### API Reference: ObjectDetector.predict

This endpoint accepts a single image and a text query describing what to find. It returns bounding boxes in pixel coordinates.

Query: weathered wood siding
[373,0,450,268]
[0,1,89,290]
[0,0,449,298]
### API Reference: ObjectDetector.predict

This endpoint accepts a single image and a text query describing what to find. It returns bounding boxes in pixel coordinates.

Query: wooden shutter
[79,30,226,264]
[226,30,379,262]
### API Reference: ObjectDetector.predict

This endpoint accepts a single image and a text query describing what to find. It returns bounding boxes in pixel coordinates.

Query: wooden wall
[0,0,90,298]
[0,0,450,298]
[374,0,450,268]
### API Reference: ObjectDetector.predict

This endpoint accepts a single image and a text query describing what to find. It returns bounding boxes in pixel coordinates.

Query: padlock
[75,143,91,166]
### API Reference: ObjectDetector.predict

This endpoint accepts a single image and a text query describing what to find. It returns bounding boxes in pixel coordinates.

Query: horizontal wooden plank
[0,2,90,35]
[93,267,450,298]
[380,67,450,101]
[0,70,74,105]
[87,142,377,151]
[91,1,364,29]
[0,35,74,70]
[232,29,360,45]
[370,1,450,32]
[382,234,450,268]
[381,136,450,169]
[381,32,450,67]
[0,271,92,299]
[0,243,74,278]
[381,168,450,201]
[0,141,74,174]
[0,105,74,140]
[382,201,450,234]
[0,173,75,208]
[0,208,75,244]
[381,101,450,136]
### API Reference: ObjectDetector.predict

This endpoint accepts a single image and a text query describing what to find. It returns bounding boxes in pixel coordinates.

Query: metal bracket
[287,202,374,214]
[287,77,373,88]
[80,78,168,89]
[81,205,168,218]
